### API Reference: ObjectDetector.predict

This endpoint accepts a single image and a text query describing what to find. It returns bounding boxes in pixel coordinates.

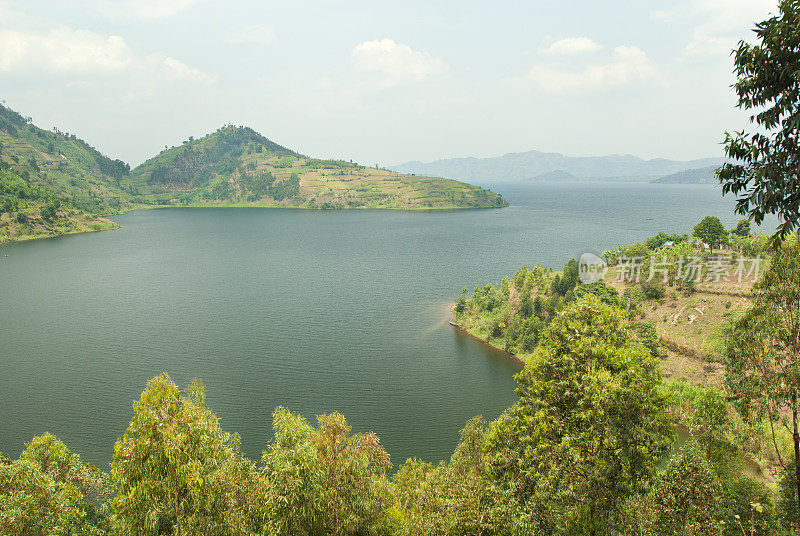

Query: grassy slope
[605,262,756,387]
[125,126,508,210]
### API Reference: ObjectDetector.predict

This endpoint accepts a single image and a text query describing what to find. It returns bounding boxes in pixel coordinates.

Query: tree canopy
[694,216,728,253]
[717,0,800,241]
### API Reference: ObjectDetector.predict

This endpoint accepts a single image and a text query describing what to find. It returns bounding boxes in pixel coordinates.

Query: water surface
[0,182,775,467]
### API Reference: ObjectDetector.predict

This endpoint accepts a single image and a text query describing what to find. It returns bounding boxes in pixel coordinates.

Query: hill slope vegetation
[125,125,507,210]
[0,105,507,244]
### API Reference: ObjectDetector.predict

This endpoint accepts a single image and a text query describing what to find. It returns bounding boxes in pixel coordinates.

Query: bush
[653,441,721,536]
[641,280,666,300]
[635,322,660,357]
[574,281,621,307]
[778,468,800,532]
[719,478,775,536]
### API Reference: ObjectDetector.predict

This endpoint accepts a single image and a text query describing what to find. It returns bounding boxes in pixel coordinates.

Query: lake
[0,182,775,468]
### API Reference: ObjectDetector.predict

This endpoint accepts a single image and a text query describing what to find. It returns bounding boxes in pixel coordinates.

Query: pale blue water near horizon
[0,181,778,468]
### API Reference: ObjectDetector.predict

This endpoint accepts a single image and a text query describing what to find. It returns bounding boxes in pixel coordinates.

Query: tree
[111,374,259,536]
[693,216,728,253]
[40,199,60,222]
[550,258,579,296]
[507,295,673,533]
[261,407,392,536]
[653,441,721,536]
[0,434,109,536]
[725,239,800,531]
[732,219,751,238]
[717,1,800,242]
[442,416,523,535]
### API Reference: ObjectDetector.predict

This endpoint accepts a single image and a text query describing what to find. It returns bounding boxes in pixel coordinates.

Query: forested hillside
[450,223,800,534]
[0,168,118,243]
[0,104,131,243]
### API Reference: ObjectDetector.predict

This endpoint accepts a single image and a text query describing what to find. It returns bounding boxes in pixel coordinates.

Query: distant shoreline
[0,203,508,247]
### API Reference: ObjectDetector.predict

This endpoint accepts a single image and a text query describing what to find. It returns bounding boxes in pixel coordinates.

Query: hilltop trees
[0,434,109,536]
[694,216,728,253]
[717,0,800,241]
[261,407,393,536]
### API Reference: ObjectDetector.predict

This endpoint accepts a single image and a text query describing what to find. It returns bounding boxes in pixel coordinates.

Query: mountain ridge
[651,165,718,184]
[391,149,723,183]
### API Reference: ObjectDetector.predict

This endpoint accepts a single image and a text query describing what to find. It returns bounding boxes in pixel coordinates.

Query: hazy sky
[0,0,778,167]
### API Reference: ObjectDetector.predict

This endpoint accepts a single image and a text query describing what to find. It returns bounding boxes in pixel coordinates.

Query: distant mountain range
[651,165,718,184]
[391,150,724,184]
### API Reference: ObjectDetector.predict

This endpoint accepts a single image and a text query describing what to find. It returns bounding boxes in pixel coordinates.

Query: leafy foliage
[717,0,800,241]
[725,238,800,531]
[507,296,673,532]
[693,216,728,253]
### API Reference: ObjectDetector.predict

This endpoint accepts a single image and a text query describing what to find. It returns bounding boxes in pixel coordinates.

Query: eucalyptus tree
[110,374,261,536]
[0,434,109,536]
[261,407,393,536]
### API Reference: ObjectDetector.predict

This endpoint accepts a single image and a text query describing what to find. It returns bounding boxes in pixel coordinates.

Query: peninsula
[0,104,507,244]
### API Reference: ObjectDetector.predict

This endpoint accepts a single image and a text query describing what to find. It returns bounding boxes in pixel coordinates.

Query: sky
[0,0,779,167]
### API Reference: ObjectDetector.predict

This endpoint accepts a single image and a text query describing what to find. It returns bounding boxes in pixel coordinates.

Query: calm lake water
[0,182,776,468]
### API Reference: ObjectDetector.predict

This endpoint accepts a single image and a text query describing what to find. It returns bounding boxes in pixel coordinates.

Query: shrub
[641,280,666,300]
[635,322,660,357]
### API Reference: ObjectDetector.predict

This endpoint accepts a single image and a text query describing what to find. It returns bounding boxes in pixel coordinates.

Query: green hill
[0,167,118,244]
[0,105,129,243]
[125,125,508,210]
[0,104,131,214]
[0,105,507,244]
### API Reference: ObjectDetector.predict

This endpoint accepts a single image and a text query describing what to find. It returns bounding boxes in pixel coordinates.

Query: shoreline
[0,203,508,247]
[448,306,526,365]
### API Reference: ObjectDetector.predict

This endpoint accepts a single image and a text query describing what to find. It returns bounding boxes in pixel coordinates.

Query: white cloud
[227,25,277,46]
[92,0,199,20]
[352,39,446,82]
[150,53,214,83]
[0,27,132,73]
[540,37,602,56]
[0,25,212,83]
[518,46,657,93]
[653,0,776,56]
